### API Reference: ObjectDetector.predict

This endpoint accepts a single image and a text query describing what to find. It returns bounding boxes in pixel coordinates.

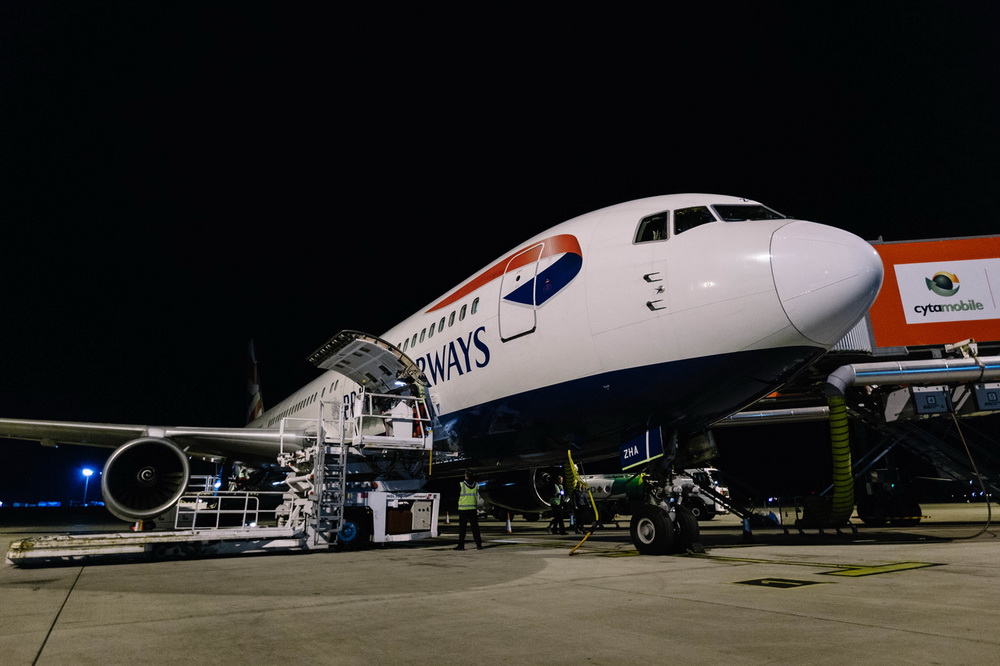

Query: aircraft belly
[438,345,824,465]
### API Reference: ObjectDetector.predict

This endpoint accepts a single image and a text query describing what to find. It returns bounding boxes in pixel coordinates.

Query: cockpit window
[634,212,669,243]
[673,206,717,235]
[712,204,785,221]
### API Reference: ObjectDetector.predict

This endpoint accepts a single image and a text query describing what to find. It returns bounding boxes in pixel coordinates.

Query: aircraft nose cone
[771,221,884,346]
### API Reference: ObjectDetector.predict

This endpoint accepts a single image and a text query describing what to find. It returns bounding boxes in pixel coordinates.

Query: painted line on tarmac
[690,553,941,576]
[597,551,640,557]
[484,537,637,556]
[822,561,943,577]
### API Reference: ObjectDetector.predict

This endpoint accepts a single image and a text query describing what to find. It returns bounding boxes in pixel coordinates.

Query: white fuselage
[249,194,883,468]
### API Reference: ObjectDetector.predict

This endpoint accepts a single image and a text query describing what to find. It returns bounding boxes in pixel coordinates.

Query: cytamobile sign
[869,236,1000,347]
[896,259,1000,324]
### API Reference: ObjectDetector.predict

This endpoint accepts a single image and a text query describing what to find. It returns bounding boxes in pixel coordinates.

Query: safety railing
[351,391,433,450]
[186,475,220,493]
[174,491,287,531]
[278,401,347,456]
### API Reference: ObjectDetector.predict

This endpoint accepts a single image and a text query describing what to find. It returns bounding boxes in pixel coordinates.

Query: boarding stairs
[850,413,1000,496]
[695,483,751,521]
[886,421,999,498]
[278,388,434,548]
[277,399,349,548]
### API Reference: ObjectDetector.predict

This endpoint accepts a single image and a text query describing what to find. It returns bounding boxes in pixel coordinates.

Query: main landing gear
[626,453,704,555]
[629,503,702,555]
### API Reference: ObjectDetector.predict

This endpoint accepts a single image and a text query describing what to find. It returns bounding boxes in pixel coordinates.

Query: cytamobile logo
[915,270,984,316]
[925,271,960,296]
[894,259,999,325]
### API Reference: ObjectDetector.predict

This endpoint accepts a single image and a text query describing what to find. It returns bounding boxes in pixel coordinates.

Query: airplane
[0,193,884,555]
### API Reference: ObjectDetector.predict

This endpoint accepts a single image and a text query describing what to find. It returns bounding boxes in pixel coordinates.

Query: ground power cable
[948,412,994,540]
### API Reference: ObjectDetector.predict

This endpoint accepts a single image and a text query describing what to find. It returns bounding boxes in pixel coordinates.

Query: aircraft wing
[0,330,426,463]
[0,418,308,463]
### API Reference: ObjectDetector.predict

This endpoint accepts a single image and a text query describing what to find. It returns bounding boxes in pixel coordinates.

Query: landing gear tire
[856,497,887,526]
[683,498,716,522]
[630,505,675,555]
[671,504,701,554]
[889,500,922,527]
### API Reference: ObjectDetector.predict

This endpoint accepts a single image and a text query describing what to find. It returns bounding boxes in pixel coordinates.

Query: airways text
[415,325,491,385]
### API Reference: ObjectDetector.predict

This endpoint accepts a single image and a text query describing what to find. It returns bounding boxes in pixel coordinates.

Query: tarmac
[1,503,998,665]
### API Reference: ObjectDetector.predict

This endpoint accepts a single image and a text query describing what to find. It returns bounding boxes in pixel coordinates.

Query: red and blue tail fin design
[247,340,264,424]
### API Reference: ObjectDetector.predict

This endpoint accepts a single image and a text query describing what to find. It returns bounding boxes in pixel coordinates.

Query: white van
[679,468,730,520]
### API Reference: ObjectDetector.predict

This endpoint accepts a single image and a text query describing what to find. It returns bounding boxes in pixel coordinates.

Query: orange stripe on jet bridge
[427,234,582,313]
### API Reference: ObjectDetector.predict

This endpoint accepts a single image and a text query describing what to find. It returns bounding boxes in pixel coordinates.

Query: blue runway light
[81,467,95,505]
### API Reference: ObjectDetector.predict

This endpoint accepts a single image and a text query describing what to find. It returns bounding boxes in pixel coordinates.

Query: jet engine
[478,469,552,515]
[100,437,191,522]
[479,468,645,522]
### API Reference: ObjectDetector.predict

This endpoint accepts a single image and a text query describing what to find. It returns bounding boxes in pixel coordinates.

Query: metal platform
[6,526,306,566]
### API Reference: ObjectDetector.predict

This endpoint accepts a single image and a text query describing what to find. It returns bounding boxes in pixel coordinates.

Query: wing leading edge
[0,418,308,463]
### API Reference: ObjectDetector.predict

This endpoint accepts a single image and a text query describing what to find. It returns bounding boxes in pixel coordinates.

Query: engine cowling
[100,437,191,521]
[479,469,553,514]
[480,468,646,522]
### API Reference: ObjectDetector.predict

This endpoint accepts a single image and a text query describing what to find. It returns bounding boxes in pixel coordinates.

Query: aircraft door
[499,243,543,342]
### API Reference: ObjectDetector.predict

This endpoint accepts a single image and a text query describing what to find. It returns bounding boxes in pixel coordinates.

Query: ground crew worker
[547,475,568,535]
[455,470,483,550]
[572,481,590,534]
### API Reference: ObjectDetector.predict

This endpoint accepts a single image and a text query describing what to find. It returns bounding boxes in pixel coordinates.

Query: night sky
[2,4,999,503]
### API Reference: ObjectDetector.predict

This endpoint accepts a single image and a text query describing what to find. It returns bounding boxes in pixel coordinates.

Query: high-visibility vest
[552,483,564,505]
[458,482,478,510]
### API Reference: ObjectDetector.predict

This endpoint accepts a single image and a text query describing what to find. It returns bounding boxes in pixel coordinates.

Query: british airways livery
[0,194,883,555]
[384,194,880,470]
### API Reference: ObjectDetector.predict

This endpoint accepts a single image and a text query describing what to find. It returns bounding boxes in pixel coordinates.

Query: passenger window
[674,206,716,234]
[428,323,435,339]
[411,333,418,347]
[449,312,456,327]
[471,298,479,315]
[460,305,467,321]
[438,317,445,332]
[635,212,669,243]
[419,328,426,343]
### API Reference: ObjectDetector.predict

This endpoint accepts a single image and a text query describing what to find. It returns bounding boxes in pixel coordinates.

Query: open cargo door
[307,330,429,392]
